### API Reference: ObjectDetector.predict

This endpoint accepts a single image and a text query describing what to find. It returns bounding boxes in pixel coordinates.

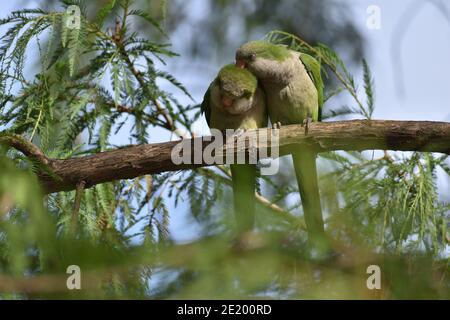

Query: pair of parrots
[201,41,327,250]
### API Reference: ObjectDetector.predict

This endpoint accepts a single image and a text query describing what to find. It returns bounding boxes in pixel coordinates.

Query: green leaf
[96,0,116,27]
[362,59,375,118]
[128,9,166,36]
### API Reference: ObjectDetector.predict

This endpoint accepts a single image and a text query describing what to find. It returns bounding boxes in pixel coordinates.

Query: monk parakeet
[201,64,267,233]
[235,41,328,252]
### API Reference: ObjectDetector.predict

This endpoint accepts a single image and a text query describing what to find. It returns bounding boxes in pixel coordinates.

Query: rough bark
[37,120,450,194]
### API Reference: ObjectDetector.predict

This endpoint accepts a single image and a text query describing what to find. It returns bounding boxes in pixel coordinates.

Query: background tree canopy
[0,0,448,299]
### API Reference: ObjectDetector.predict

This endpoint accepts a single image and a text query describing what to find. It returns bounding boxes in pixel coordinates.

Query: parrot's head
[235,41,295,82]
[214,64,258,113]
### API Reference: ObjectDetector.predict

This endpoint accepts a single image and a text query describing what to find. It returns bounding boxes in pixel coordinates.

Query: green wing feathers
[201,84,212,126]
[299,53,324,121]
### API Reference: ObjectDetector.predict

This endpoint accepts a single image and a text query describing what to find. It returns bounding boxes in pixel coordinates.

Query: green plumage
[201,64,260,128]
[237,41,291,62]
[236,41,329,253]
[218,64,258,97]
[299,52,324,120]
[230,163,256,234]
[201,64,267,233]
[200,83,212,127]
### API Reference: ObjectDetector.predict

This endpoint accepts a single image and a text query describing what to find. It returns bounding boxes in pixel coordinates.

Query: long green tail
[292,148,329,252]
[230,164,256,233]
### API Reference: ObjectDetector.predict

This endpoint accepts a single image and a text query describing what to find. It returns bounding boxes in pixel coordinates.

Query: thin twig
[198,167,305,229]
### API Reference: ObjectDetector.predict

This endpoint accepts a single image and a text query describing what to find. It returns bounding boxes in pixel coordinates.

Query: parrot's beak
[221,96,234,108]
[235,59,246,69]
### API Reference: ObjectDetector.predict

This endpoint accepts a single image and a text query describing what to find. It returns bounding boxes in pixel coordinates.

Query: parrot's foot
[258,158,272,168]
[272,122,282,130]
[233,128,246,138]
[302,117,313,135]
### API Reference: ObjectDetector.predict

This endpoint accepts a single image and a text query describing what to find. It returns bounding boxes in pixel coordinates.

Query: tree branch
[37,120,450,194]
[0,133,51,166]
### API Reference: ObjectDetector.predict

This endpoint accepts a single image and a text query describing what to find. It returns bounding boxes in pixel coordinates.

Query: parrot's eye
[249,53,256,61]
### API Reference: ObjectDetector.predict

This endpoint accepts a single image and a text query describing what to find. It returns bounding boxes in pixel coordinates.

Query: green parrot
[201,64,267,233]
[235,41,328,252]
